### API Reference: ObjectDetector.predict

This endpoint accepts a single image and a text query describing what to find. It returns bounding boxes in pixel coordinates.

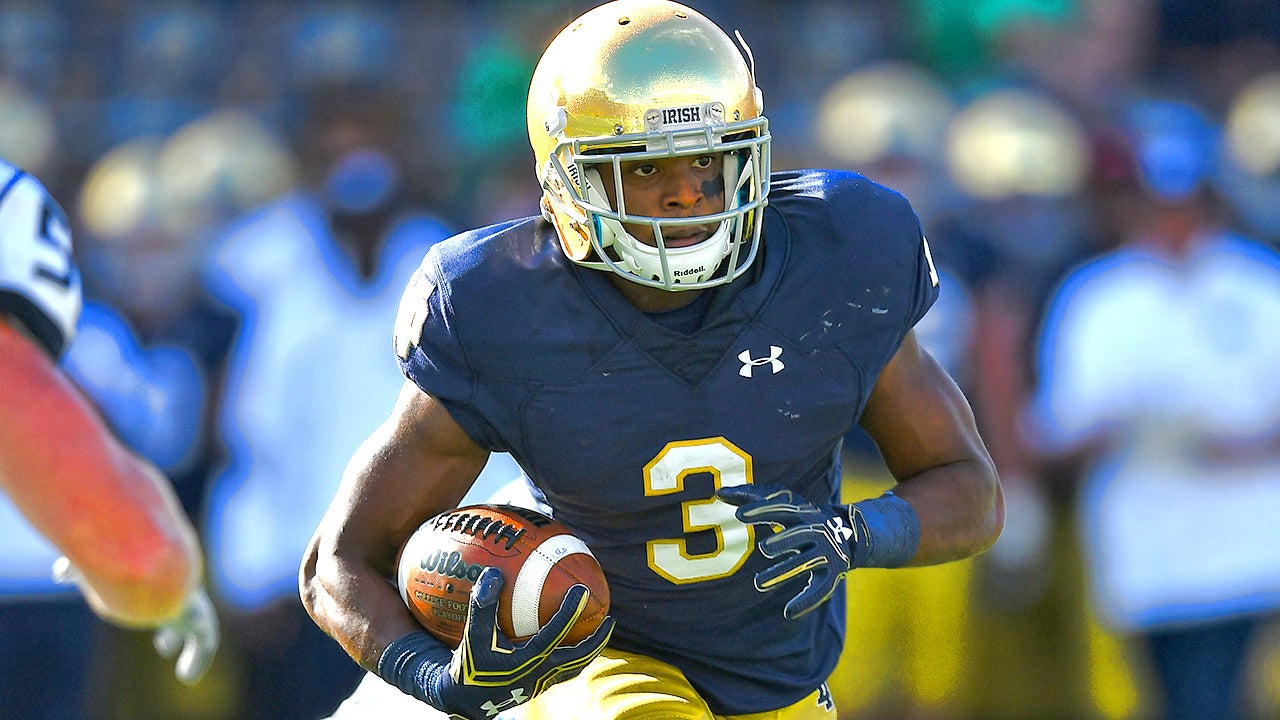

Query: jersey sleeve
[906,232,941,331]
[0,164,82,358]
[872,178,940,334]
[818,170,939,341]
[393,254,504,450]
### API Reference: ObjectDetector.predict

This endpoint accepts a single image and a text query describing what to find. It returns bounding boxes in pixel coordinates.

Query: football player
[0,158,218,685]
[300,2,1003,719]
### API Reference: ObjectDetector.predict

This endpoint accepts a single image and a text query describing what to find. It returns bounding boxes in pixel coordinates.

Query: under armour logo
[826,516,853,545]
[738,346,784,377]
[480,688,528,717]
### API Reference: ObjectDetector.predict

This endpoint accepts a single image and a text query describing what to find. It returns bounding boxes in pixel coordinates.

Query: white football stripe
[509,534,595,637]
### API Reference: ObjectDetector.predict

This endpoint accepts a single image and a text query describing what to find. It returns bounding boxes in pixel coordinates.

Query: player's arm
[719,329,1002,619]
[857,328,1004,564]
[300,381,613,719]
[0,317,202,624]
[301,379,488,670]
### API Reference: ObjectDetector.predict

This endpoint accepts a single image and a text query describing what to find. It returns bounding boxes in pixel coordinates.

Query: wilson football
[396,504,610,649]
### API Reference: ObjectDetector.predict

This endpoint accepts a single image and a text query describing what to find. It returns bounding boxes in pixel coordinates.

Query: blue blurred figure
[199,81,436,720]
[1028,98,1280,720]
[201,80,521,720]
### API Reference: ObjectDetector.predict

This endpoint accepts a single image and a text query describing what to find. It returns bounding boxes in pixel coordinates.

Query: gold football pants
[516,647,838,720]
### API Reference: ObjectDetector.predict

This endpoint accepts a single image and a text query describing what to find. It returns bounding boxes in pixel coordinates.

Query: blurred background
[3,0,1280,719]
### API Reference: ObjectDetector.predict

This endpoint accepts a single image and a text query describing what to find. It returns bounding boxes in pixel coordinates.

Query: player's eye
[692,155,715,170]
[630,163,658,177]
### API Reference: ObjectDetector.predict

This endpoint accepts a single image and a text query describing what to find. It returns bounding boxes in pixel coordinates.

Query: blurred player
[301,2,1003,719]
[0,159,218,689]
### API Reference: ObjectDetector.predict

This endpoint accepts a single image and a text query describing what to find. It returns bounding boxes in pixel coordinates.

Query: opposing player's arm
[0,317,202,625]
[300,379,490,671]
[858,329,1004,565]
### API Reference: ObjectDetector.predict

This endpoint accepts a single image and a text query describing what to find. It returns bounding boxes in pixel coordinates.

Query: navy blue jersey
[395,169,938,714]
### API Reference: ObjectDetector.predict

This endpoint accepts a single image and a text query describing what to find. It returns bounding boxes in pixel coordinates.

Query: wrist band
[849,491,920,568]
[377,631,453,705]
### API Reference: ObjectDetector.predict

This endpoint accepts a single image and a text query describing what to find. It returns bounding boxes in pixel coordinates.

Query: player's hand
[716,484,864,620]
[153,586,219,685]
[441,566,613,718]
[381,566,614,720]
[52,557,220,684]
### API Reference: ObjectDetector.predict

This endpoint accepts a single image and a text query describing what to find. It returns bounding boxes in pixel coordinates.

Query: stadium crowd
[2,1,1280,718]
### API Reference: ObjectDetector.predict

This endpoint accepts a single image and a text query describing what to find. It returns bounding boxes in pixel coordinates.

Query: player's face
[597,153,726,248]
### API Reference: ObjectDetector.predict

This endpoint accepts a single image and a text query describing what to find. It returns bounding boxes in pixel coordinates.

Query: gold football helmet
[527,0,771,291]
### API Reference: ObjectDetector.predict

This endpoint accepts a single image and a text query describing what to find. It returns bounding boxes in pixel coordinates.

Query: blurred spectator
[199,81,427,720]
[906,0,1079,85]
[1027,97,1280,720]
[199,81,521,720]
[67,128,273,516]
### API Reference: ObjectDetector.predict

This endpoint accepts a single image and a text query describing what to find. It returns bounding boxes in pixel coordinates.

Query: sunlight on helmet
[815,62,955,167]
[527,0,771,291]
[158,109,298,236]
[946,88,1087,200]
[1225,72,1280,178]
[80,139,162,241]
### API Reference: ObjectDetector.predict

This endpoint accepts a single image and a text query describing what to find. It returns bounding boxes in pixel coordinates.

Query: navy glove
[717,485,862,620]
[379,566,614,719]
[718,484,920,620]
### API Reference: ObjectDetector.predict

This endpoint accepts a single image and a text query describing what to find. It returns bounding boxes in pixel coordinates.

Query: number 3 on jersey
[644,437,755,584]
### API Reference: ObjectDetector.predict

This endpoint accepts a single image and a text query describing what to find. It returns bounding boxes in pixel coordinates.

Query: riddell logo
[674,265,706,278]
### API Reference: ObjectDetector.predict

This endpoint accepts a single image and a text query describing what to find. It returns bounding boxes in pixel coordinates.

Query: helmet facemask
[541,118,770,290]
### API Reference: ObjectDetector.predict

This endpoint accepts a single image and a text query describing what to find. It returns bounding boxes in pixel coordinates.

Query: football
[396,504,610,649]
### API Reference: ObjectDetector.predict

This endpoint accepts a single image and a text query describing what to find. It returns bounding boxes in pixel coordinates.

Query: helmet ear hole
[581,168,616,234]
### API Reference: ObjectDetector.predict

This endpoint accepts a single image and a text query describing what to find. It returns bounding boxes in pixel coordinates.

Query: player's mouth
[661,227,709,248]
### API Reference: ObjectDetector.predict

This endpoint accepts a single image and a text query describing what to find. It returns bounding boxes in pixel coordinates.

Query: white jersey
[1030,232,1280,631]
[0,160,80,358]
[0,159,83,595]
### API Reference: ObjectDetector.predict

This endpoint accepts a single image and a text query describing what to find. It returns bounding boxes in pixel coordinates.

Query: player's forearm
[0,328,202,625]
[300,531,423,672]
[67,452,203,625]
[891,456,1004,566]
[300,383,493,670]
[299,421,446,671]
[71,549,200,626]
